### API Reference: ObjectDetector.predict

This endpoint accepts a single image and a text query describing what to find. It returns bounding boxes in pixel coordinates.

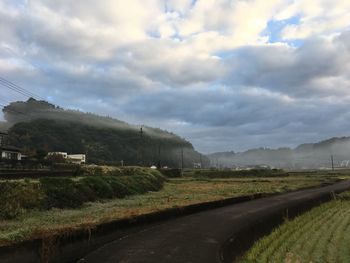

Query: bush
[79,177,114,199]
[103,176,132,198]
[75,181,97,202]
[159,168,182,178]
[119,166,144,176]
[0,181,42,219]
[40,177,84,209]
[81,165,105,176]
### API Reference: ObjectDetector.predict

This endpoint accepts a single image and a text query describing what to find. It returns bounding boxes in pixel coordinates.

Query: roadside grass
[239,190,350,263]
[0,175,340,246]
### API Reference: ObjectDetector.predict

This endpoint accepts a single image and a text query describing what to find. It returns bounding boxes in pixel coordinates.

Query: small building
[48,152,68,159]
[67,154,86,164]
[0,131,7,146]
[47,152,86,164]
[1,146,22,161]
[193,162,202,169]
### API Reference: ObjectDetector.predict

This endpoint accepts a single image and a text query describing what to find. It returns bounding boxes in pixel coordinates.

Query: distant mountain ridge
[207,137,350,169]
[2,98,208,167]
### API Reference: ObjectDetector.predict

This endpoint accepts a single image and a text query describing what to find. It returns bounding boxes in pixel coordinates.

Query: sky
[1,0,350,153]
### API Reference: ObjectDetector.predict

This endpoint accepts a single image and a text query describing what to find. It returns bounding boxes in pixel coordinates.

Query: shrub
[0,181,42,219]
[80,176,114,199]
[75,181,97,202]
[40,177,84,209]
[0,182,23,219]
[81,165,104,176]
[159,168,182,178]
[103,176,132,198]
[117,177,141,195]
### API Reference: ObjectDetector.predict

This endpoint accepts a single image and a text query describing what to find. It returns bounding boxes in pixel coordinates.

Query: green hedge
[0,169,165,219]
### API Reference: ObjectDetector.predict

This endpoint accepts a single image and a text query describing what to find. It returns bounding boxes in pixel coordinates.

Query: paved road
[79,180,350,263]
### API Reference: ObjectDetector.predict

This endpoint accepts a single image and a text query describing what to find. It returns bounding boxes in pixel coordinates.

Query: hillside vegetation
[2,98,208,167]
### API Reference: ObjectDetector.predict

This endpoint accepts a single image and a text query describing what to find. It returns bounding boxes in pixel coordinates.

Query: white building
[1,146,22,160]
[48,152,86,164]
[48,152,68,159]
[67,154,86,164]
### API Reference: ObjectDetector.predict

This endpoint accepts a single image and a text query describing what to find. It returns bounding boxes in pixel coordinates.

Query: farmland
[240,191,350,263]
[0,170,343,247]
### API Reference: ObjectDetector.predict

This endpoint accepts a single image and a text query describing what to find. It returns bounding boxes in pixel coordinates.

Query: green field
[240,191,350,263]
[0,172,342,246]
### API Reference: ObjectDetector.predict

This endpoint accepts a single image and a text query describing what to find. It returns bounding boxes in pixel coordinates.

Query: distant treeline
[208,137,350,169]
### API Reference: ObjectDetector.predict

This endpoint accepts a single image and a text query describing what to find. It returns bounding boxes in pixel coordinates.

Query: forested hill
[2,98,208,167]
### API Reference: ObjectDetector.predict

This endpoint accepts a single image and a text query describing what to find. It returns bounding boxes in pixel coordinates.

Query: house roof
[1,145,21,152]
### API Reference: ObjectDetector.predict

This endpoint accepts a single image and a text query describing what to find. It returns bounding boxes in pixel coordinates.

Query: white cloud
[1,0,350,152]
[278,0,350,39]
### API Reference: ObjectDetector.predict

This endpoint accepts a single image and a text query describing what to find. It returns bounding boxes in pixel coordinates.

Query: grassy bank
[0,170,165,220]
[0,174,340,246]
[240,191,350,263]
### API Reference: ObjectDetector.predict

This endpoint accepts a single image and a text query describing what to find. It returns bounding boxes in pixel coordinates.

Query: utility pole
[331,155,334,171]
[139,126,143,166]
[181,147,184,177]
[0,132,7,161]
[158,143,161,168]
[199,153,203,169]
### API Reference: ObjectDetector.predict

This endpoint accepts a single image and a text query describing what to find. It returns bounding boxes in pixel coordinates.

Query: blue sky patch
[264,15,303,47]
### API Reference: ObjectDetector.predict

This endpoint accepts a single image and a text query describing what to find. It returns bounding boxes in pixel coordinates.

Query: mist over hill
[2,98,208,167]
[208,137,350,169]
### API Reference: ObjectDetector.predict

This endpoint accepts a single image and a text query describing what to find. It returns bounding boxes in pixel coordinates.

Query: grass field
[240,191,350,263]
[0,174,341,246]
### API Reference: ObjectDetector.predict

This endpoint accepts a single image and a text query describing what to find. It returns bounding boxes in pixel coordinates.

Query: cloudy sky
[1,0,350,153]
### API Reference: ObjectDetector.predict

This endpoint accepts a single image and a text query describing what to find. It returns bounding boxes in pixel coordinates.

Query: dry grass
[0,175,341,246]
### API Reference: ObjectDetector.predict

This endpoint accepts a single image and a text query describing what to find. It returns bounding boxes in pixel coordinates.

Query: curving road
[78,180,350,263]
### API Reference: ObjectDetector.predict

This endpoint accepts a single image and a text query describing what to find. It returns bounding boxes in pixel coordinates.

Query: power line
[0,77,46,101]
[0,77,44,100]
[0,81,32,99]
[0,80,39,100]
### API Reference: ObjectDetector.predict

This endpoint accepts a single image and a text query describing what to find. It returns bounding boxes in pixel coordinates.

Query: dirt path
[78,180,350,263]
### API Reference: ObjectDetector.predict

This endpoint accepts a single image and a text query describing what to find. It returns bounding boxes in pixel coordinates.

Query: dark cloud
[225,33,350,98]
